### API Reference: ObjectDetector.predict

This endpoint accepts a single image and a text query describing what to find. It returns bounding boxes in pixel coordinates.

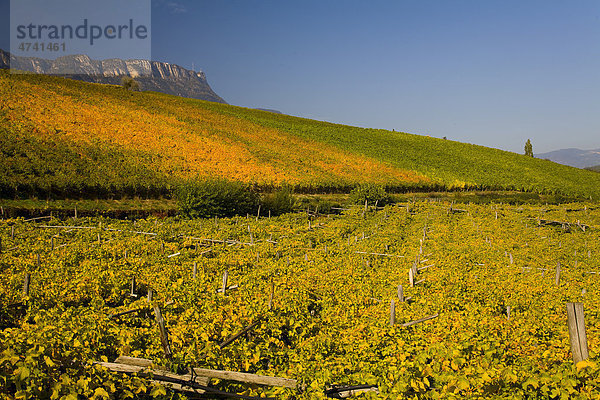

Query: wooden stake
[193,262,197,279]
[555,262,561,286]
[154,306,172,358]
[409,268,414,287]
[147,288,153,302]
[23,273,30,296]
[268,278,274,310]
[221,270,228,295]
[397,285,404,302]
[506,306,511,320]
[389,299,396,326]
[402,313,439,327]
[256,205,261,221]
[509,253,513,265]
[11,225,14,240]
[566,302,589,364]
[130,277,137,297]
[219,319,262,349]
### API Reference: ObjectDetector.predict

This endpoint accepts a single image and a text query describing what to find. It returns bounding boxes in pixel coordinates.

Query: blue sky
[2,0,599,154]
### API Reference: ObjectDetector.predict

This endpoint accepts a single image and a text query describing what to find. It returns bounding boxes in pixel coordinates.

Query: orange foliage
[1,73,428,186]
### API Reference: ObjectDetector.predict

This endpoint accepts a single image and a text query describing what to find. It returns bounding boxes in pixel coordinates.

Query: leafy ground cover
[2,200,600,398]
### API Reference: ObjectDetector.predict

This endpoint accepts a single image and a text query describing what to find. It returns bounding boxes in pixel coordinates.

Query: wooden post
[193,262,197,279]
[154,306,172,358]
[409,268,414,287]
[147,288,153,302]
[221,270,228,295]
[11,225,14,240]
[23,273,31,296]
[268,278,274,310]
[256,205,261,221]
[555,262,561,286]
[97,232,101,243]
[161,242,165,254]
[74,207,78,219]
[130,277,137,297]
[509,253,513,265]
[397,285,404,302]
[566,302,589,364]
[506,306,511,320]
[390,299,396,326]
[219,319,262,349]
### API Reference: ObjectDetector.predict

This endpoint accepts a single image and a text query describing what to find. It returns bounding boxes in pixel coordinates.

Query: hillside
[586,165,600,173]
[2,70,600,199]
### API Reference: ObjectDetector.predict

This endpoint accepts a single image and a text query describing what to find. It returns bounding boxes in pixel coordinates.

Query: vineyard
[2,200,600,399]
[3,70,600,199]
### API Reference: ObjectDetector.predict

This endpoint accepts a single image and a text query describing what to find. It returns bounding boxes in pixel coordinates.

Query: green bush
[349,184,392,206]
[261,187,296,215]
[121,76,139,91]
[175,179,259,218]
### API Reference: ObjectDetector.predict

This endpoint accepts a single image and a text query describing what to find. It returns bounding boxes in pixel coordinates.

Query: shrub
[349,184,392,206]
[121,76,139,91]
[175,179,259,218]
[261,187,296,215]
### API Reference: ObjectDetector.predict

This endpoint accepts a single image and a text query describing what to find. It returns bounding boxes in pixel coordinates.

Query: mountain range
[535,148,600,169]
[0,49,226,104]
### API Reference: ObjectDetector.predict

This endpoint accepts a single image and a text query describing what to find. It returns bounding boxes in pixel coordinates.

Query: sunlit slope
[200,102,600,197]
[1,70,600,199]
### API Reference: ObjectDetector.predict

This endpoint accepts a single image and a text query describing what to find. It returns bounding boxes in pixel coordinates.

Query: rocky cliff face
[0,49,226,104]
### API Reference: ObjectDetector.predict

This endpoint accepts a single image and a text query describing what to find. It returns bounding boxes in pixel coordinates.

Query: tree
[121,76,140,91]
[524,139,533,157]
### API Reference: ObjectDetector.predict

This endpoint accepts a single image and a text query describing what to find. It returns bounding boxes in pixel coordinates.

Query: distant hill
[256,108,283,114]
[535,148,600,169]
[2,70,600,199]
[585,165,600,172]
[0,49,226,104]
